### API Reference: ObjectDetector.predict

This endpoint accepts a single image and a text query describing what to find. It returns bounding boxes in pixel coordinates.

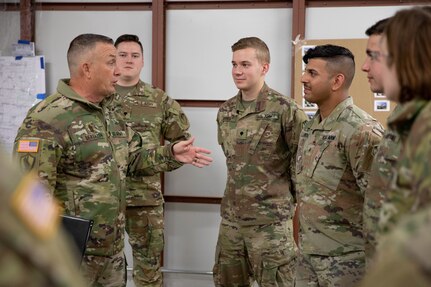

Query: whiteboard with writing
[0,56,46,154]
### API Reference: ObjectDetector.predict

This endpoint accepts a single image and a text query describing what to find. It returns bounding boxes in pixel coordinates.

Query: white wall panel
[166,9,293,100]
[164,202,220,287]
[0,11,20,56]
[305,6,407,39]
[165,107,226,197]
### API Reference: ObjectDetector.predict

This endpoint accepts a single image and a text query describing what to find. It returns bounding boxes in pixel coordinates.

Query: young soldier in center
[213,36,308,286]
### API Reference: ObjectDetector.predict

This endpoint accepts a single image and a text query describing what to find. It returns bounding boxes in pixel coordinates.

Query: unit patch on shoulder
[11,174,60,240]
[17,139,40,153]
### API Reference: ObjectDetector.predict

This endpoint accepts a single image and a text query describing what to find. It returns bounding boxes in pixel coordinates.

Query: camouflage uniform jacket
[360,206,431,287]
[0,151,86,287]
[378,99,431,235]
[13,79,179,256]
[363,106,401,264]
[217,83,307,226]
[296,97,383,256]
[114,80,190,206]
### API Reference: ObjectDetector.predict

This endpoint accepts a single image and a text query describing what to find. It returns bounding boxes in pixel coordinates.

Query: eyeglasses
[381,52,392,62]
[366,50,381,61]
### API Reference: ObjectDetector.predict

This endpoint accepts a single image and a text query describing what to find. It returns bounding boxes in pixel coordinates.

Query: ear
[82,62,91,79]
[262,63,270,75]
[331,73,345,91]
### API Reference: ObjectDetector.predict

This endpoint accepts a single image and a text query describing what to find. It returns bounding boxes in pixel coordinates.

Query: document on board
[0,56,46,154]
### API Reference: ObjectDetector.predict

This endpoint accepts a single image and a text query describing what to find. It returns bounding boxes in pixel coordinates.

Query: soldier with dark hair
[295,44,383,286]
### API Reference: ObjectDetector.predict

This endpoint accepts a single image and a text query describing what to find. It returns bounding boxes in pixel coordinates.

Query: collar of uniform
[115,79,146,98]
[234,82,269,114]
[134,79,148,97]
[387,98,428,136]
[309,97,353,131]
[57,79,104,110]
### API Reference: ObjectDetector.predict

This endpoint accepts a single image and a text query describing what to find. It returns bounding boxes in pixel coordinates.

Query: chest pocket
[67,120,111,164]
[249,112,282,157]
[300,131,347,191]
[129,101,161,148]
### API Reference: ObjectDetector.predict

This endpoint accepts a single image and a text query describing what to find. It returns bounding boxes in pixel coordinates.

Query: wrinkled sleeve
[282,103,308,198]
[127,128,181,176]
[408,127,431,210]
[216,110,224,148]
[349,123,384,196]
[160,95,191,171]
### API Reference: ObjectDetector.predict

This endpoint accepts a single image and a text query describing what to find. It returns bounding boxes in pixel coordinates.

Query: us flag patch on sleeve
[17,139,39,153]
[11,174,60,239]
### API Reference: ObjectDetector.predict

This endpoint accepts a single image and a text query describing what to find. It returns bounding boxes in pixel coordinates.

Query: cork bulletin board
[293,38,394,128]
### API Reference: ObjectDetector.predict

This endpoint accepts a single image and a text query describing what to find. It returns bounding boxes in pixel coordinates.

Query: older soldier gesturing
[13,33,212,287]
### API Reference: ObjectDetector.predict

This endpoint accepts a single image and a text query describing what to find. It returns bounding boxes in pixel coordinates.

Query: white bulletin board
[0,56,46,153]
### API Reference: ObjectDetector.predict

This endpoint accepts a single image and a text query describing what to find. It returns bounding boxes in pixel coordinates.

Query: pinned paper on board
[12,40,36,57]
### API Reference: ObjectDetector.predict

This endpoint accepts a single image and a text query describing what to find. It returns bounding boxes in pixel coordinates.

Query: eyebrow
[232,60,251,64]
[304,67,317,72]
[366,49,380,54]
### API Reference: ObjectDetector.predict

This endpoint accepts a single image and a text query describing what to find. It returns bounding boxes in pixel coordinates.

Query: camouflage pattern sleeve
[127,136,179,176]
[360,207,431,287]
[380,101,431,231]
[378,100,429,235]
[404,112,431,212]
[282,103,308,195]
[348,122,383,195]
[13,117,63,195]
[160,94,191,172]
[363,127,401,266]
[161,95,191,142]
[216,110,224,149]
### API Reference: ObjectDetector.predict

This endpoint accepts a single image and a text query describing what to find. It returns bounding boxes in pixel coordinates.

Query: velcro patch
[17,139,39,153]
[11,174,60,240]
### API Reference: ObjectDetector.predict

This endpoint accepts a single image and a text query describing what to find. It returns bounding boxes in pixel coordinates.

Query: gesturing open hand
[172,137,213,168]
